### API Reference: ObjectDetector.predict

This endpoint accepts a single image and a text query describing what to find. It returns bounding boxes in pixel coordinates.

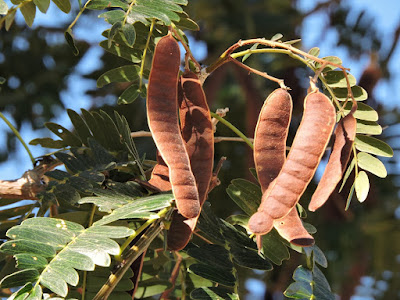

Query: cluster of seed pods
[147,35,214,250]
[147,33,357,249]
[249,86,357,241]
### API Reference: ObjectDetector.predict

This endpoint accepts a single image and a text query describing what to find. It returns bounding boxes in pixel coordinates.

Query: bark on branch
[0,157,61,200]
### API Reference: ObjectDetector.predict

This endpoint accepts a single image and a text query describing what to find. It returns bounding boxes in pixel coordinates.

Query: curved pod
[249,90,336,235]
[252,88,313,246]
[167,71,214,250]
[308,113,356,211]
[147,35,200,219]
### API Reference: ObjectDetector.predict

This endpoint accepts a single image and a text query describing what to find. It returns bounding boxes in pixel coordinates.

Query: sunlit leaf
[20,1,36,27]
[315,56,342,71]
[342,102,378,121]
[355,135,393,157]
[86,0,128,10]
[356,120,382,135]
[0,0,8,14]
[357,152,387,178]
[355,171,369,202]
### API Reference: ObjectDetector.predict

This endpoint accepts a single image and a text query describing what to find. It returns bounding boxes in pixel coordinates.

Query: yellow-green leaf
[51,0,70,13]
[0,0,8,14]
[357,152,387,178]
[33,0,50,13]
[355,171,369,202]
[355,135,393,157]
[356,120,382,135]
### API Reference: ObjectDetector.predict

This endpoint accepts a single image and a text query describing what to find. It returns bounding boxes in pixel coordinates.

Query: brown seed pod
[148,152,172,192]
[252,88,313,246]
[167,71,214,250]
[147,34,200,219]
[308,112,357,211]
[249,89,336,235]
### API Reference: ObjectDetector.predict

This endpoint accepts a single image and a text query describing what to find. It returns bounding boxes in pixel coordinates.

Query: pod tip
[248,212,274,235]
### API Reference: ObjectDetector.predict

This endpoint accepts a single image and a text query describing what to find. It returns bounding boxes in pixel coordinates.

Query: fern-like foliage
[0,217,133,298]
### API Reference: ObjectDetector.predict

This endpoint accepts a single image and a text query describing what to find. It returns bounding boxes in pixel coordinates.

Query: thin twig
[229,57,286,88]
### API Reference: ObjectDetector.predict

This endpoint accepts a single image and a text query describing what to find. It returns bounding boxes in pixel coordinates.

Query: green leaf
[284,281,313,298]
[324,71,356,88]
[315,56,342,71]
[355,171,369,202]
[242,43,259,62]
[261,230,290,265]
[14,253,47,270]
[99,40,141,63]
[51,0,70,13]
[1,218,133,297]
[226,179,262,216]
[118,84,141,104]
[20,2,36,27]
[357,152,387,178]
[90,193,173,225]
[230,245,272,270]
[339,158,355,193]
[304,245,328,268]
[355,135,393,157]
[5,9,16,30]
[67,109,92,145]
[97,65,140,88]
[293,266,312,283]
[308,47,320,58]
[174,11,199,31]
[188,264,236,287]
[342,102,378,121]
[271,33,283,41]
[0,269,39,288]
[129,0,183,26]
[99,10,125,25]
[86,0,128,10]
[332,85,368,101]
[64,29,79,56]
[33,0,49,13]
[356,120,382,135]
[45,122,82,147]
[135,278,171,298]
[29,137,65,148]
[191,287,239,300]
[313,266,335,299]
[187,245,233,270]
[0,0,8,14]
[122,23,136,47]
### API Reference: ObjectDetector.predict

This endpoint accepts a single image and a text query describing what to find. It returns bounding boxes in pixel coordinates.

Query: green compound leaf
[128,0,184,26]
[355,171,369,203]
[355,135,393,157]
[0,218,133,297]
[87,193,174,225]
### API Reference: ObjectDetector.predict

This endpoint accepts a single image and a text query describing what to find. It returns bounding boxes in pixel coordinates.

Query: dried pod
[308,113,357,211]
[252,88,313,246]
[147,35,200,219]
[249,90,336,235]
[167,71,214,250]
[148,152,172,192]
